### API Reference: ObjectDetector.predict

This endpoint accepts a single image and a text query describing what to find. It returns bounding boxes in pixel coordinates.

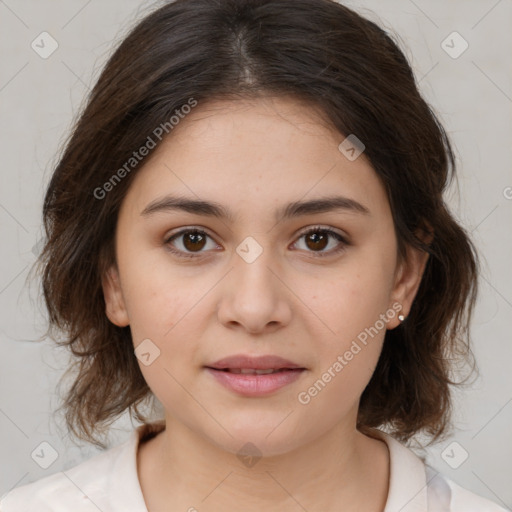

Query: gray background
[1,0,511,507]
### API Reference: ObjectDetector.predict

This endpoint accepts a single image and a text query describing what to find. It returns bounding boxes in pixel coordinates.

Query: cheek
[297,276,389,418]
[296,248,394,401]
[296,342,382,430]
[117,246,204,338]
[306,258,394,341]
[118,251,214,368]
[125,279,206,416]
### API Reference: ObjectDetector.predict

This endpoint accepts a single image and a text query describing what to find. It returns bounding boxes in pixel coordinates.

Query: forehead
[120,96,391,223]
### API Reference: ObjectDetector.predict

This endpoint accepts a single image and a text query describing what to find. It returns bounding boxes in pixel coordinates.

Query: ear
[101,264,130,327]
[388,227,432,329]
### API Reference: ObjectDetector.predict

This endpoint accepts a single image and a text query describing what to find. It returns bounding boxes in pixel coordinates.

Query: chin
[205,419,306,459]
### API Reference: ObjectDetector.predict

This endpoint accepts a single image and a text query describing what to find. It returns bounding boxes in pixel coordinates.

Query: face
[102,95,428,457]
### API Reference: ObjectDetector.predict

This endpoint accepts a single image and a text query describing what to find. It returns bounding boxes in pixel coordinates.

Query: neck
[137,415,390,512]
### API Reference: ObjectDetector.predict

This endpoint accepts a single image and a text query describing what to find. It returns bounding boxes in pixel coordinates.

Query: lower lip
[205,368,305,396]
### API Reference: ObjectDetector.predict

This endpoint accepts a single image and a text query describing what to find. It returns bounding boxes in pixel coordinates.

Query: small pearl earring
[398,312,405,322]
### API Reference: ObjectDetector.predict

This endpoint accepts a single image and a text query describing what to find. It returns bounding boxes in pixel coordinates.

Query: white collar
[3,421,507,510]
[369,428,429,512]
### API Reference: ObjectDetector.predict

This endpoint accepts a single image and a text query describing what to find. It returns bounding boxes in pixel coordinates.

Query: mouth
[204,354,307,396]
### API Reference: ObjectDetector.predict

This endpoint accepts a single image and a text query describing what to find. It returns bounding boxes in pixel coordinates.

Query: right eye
[164,228,221,259]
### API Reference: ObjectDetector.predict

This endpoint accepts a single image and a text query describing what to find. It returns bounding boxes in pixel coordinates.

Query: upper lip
[206,354,305,370]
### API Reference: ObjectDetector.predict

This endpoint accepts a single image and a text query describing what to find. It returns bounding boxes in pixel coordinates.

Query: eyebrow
[140,194,371,222]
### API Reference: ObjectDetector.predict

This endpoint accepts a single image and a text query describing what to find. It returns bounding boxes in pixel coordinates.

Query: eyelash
[164,226,349,260]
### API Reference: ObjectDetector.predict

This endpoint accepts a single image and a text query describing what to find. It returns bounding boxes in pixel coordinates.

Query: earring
[398,311,406,322]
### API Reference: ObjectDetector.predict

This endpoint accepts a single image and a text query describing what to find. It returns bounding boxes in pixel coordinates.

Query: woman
[1,0,507,510]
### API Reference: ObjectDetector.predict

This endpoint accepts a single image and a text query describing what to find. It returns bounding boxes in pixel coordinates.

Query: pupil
[307,232,327,251]
[184,231,206,251]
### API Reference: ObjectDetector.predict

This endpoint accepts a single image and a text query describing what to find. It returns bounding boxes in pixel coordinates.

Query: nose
[216,246,292,335]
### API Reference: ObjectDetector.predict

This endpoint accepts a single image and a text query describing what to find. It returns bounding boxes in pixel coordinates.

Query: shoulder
[367,428,509,512]
[0,430,140,512]
[426,466,509,512]
[0,468,97,512]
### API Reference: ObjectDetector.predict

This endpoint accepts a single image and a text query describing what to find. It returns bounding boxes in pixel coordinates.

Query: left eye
[292,227,348,256]
[164,227,348,259]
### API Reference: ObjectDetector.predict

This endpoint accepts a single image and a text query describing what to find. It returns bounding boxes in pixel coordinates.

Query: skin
[102,95,429,512]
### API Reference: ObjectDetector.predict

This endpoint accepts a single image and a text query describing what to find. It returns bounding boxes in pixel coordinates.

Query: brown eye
[182,231,207,251]
[304,231,329,251]
[165,226,348,260]
[293,227,348,257]
[165,229,218,258]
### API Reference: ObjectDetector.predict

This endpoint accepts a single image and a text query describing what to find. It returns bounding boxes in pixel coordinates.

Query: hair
[34,0,479,449]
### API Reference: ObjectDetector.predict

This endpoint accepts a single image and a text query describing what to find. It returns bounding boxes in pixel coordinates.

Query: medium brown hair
[34,0,479,449]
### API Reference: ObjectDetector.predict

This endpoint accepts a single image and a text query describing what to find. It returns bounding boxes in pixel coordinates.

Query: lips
[205,354,305,372]
[204,354,306,396]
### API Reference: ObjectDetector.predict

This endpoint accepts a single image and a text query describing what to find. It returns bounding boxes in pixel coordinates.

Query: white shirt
[1,421,508,511]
